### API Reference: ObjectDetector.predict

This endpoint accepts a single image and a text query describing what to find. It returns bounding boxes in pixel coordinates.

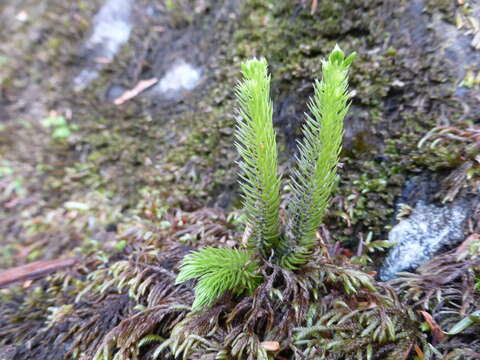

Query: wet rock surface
[73,0,134,90]
[388,0,480,119]
[0,0,477,270]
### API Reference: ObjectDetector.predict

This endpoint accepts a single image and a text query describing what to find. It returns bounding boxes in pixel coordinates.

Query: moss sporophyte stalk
[176,45,356,310]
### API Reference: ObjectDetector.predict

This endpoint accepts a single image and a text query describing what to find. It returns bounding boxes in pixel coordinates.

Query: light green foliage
[42,113,77,139]
[176,46,355,309]
[0,161,14,177]
[175,247,261,309]
[447,310,480,335]
[137,334,165,349]
[282,46,356,268]
[235,58,282,253]
[0,160,25,196]
[165,0,175,11]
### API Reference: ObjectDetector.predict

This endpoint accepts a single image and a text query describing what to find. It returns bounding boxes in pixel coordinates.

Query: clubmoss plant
[175,247,261,309]
[281,47,355,268]
[176,45,356,310]
[235,57,282,254]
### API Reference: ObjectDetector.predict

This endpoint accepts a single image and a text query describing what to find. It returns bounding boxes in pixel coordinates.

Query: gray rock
[389,0,480,118]
[0,345,15,360]
[73,0,134,91]
[378,200,470,281]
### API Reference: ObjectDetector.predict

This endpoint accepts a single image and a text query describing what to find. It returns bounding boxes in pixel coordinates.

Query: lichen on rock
[379,199,471,281]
